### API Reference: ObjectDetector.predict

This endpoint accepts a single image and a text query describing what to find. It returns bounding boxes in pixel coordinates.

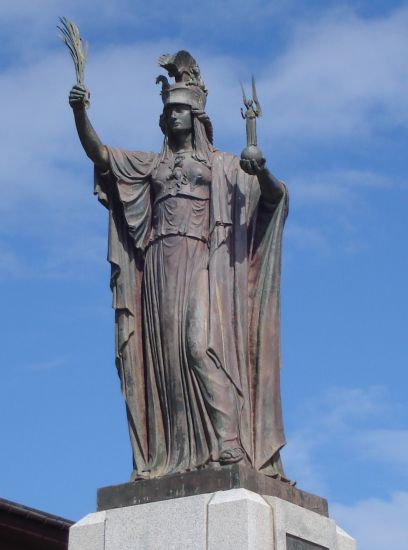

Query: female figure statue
[69,51,288,481]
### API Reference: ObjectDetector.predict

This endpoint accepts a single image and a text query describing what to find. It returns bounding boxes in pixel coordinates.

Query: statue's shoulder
[108,147,158,164]
[211,150,239,172]
[106,148,159,181]
[132,150,158,161]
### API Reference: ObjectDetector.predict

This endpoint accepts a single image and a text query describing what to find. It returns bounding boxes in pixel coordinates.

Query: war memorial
[59,18,356,550]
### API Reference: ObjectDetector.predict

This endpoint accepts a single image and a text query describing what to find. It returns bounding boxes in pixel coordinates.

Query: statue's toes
[219,446,245,465]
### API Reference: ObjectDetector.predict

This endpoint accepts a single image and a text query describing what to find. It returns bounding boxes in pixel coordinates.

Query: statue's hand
[240,157,266,176]
[69,84,90,110]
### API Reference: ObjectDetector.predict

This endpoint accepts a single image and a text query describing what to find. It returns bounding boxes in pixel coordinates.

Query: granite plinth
[97,463,328,516]
[70,489,356,550]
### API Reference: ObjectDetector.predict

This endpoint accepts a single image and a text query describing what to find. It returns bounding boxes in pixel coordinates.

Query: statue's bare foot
[219,446,245,465]
[130,470,151,482]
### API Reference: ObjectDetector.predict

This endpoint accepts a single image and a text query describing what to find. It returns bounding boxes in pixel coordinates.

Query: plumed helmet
[156,50,208,111]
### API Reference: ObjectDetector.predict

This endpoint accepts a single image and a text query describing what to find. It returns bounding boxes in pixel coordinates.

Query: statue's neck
[170,132,193,153]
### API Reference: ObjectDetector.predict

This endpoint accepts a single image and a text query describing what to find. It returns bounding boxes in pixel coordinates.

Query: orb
[240,145,263,163]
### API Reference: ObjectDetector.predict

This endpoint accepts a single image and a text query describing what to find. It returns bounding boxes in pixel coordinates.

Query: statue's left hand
[240,157,266,176]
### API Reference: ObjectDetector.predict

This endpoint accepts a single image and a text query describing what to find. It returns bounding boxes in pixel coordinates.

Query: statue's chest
[151,155,211,204]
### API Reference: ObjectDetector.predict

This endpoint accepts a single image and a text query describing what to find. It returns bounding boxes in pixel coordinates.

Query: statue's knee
[186,286,208,364]
[186,317,207,363]
[186,336,207,363]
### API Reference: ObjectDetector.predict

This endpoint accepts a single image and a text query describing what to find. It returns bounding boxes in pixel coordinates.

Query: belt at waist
[148,230,209,245]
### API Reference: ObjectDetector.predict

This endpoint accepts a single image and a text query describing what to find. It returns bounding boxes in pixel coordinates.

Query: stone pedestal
[69,488,356,550]
[97,464,329,516]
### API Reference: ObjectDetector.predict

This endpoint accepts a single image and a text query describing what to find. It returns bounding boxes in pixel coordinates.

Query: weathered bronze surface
[64,21,289,483]
[97,464,328,517]
[286,534,328,550]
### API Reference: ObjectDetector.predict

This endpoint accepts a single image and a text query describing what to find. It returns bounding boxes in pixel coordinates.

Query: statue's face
[166,104,192,134]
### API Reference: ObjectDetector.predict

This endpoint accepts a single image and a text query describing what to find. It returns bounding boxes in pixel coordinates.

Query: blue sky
[1,1,407,548]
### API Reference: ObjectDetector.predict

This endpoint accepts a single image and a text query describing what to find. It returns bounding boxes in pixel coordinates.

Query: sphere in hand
[240,145,263,163]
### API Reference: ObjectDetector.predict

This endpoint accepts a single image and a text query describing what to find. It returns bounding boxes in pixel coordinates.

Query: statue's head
[157,51,213,148]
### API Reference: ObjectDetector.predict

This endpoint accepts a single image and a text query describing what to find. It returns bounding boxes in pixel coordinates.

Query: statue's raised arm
[59,17,109,171]
[69,84,109,171]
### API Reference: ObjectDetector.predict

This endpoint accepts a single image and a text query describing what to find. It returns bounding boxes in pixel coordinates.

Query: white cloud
[0,243,25,278]
[281,430,328,496]
[285,222,331,254]
[41,234,107,280]
[359,429,408,471]
[0,0,289,28]
[0,0,139,26]
[317,386,388,430]
[0,51,87,212]
[290,170,401,206]
[258,7,408,142]
[27,357,67,371]
[282,166,408,255]
[0,0,67,20]
[332,492,408,550]
[282,386,408,494]
[282,386,408,548]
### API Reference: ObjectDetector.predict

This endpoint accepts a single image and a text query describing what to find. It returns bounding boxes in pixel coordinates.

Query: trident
[240,76,262,147]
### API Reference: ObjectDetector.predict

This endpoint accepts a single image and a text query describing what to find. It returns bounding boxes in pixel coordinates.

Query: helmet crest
[156,51,208,110]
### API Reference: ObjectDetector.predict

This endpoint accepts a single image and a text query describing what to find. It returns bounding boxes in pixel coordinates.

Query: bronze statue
[65,26,289,481]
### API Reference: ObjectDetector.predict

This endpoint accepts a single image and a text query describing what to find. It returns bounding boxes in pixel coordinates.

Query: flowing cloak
[94,148,289,477]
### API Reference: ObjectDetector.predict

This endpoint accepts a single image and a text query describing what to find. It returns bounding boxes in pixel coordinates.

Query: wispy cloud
[285,222,331,255]
[332,492,408,550]
[260,7,408,143]
[0,243,25,278]
[317,386,389,430]
[359,429,408,471]
[41,235,107,280]
[282,386,408,548]
[290,170,402,206]
[282,429,328,496]
[283,385,408,494]
[283,166,408,255]
[27,357,67,371]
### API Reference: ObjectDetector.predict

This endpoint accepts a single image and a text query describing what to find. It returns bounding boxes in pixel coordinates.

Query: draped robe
[95,147,289,478]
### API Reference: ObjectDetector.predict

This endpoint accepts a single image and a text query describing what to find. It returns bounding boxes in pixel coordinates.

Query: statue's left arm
[240,158,285,204]
[257,165,285,204]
